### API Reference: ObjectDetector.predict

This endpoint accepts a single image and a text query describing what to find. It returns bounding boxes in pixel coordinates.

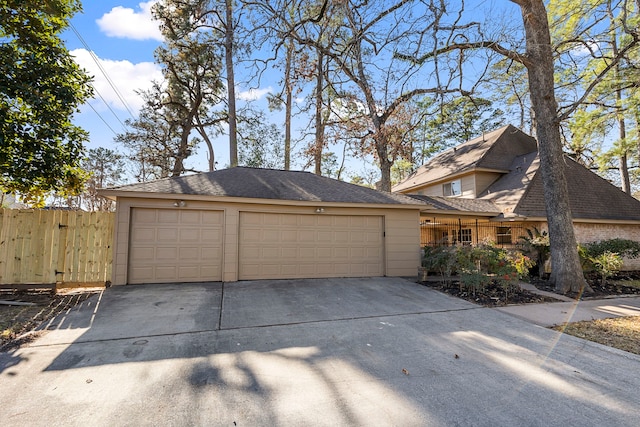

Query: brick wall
[574,223,640,270]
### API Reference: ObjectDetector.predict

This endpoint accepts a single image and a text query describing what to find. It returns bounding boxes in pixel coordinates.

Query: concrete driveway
[1,277,639,426]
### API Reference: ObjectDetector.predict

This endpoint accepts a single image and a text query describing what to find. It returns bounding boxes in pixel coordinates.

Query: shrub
[456,243,524,297]
[508,251,535,279]
[580,239,640,282]
[578,244,594,271]
[584,239,640,260]
[592,251,624,285]
[519,227,550,278]
[422,245,457,283]
[459,270,492,295]
[423,242,535,299]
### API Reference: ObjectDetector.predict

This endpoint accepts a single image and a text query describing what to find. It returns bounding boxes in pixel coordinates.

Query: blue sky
[63,1,519,182]
[64,1,280,176]
[64,2,161,150]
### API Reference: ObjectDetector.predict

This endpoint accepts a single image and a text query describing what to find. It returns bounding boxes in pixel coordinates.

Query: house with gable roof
[392,125,640,269]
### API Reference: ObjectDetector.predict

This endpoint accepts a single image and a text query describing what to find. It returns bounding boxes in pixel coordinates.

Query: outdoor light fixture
[173,200,186,207]
[315,207,325,213]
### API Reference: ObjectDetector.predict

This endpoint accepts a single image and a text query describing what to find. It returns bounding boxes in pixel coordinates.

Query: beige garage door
[128,208,223,284]
[239,212,384,280]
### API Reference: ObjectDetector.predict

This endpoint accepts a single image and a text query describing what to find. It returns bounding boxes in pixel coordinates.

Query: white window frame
[443,179,462,196]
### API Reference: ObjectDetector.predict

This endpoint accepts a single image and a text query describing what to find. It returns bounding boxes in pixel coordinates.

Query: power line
[88,82,129,133]
[86,101,120,137]
[70,23,137,120]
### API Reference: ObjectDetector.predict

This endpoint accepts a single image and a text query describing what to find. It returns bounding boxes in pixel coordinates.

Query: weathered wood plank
[0,283,55,291]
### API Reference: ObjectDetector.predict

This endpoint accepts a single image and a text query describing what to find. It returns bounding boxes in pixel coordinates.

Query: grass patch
[553,316,640,355]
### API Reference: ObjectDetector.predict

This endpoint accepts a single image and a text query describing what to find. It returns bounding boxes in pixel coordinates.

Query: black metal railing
[420,218,530,248]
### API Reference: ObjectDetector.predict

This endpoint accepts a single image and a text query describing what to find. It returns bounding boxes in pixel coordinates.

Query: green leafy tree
[163,0,241,167]
[550,0,640,194]
[0,0,93,205]
[116,84,199,181]
[81,147,126,211]
[414,96,505,164]
[237,110,284,169]
[152,0,226,174]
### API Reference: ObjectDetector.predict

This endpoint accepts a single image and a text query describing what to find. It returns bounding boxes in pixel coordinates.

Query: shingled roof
[102,167,421,206]
[393,125,538,192]
[482,155,640,221]
[407,194,501,215]
[478,152,539,217]
[394,124,640,222]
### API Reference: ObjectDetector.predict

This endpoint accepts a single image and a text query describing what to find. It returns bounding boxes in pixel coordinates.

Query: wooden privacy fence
[0,209,115,289]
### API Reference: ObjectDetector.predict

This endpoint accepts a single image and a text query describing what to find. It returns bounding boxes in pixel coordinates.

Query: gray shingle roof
[396,124,640,222]
[393,125,538,192]
[510,156,640,221]
[104,167,421,205]
[479,152,640,221]
[478,152,539,216]
[407,194,501,214]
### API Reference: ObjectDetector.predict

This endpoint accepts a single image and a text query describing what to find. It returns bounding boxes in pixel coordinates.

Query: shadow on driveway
[1,278,639,426]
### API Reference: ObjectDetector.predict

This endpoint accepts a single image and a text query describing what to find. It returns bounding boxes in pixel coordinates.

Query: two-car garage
[127,208,385,283]
[103,167,421,285]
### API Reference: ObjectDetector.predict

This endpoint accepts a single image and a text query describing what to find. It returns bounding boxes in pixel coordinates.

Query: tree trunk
[609,8,631,194]
[284,41,293,171]
[636,110,640,175]
[614,72,629,194]
[195,121,215,172]
[172,125,191,176]
[225,0,238,167]
[516,0,592,294]
[375,131,392,191]
[314,48,324,175]
[618,147,630,194]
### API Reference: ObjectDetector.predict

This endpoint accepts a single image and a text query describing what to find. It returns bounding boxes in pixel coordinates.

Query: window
[443,180,462,196]
[441,230,449,245]
[497,227,512,245]
[457,228,472,245]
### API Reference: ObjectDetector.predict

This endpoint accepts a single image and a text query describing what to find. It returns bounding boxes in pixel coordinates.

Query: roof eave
[99,189,424,210]
[572,217,640,225]
[394,167,509,194]
[419,208,502,217]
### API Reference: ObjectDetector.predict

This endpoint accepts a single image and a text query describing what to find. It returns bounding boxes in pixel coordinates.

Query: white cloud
[97,1,162,41]
[71,48,163,112]
[238,87,273,101]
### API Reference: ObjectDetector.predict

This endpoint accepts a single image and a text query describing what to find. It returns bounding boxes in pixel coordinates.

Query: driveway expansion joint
[25,306,482,348]
[219,306,482,331]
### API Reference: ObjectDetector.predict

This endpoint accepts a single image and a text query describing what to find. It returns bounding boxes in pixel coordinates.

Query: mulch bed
[530,271,640,300]
[421,279,561,307]
[421,271,640,307]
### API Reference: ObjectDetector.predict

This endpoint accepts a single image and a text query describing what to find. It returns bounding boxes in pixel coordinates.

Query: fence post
[55,210,69,285]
